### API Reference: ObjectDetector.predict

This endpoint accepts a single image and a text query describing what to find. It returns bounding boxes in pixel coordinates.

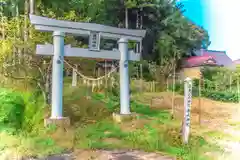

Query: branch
[3,73,35,80]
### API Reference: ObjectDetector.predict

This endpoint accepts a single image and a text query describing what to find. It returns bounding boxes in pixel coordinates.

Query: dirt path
[212,107,240,160]
[72,150,174,160]
[24,150,174,160]
[140,92,240,160]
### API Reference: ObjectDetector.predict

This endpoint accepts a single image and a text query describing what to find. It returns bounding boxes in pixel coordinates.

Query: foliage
[0,88,25,129]
[0,0,210,90]
[150,0,210,77]
[21,92,45,133]
[109,73,120,97]
[202,90,239,103]
[200,66,240,103]
[0,86,46,132]
[170,77,239,103]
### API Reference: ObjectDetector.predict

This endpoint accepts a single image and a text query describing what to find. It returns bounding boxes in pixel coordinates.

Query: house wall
[179,67,201,80]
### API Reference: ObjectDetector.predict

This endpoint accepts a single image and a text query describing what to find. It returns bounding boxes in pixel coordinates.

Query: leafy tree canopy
[0,0,210,91]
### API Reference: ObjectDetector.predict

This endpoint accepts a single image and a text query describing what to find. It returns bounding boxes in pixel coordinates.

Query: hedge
[201,90,239,103]
[0,88,25,129]
[169,82,239,103]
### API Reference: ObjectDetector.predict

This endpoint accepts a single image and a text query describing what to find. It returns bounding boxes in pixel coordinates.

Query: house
[194,49,233,67]
[180,55,218,79]
[95,60,118,77]
[233,59,240,67]
[179,49,233,80]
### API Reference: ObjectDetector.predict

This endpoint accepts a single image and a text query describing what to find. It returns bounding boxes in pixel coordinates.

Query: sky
[179,0,240,60]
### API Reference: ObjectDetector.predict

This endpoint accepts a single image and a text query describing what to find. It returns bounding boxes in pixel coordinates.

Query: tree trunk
[24,0,29,44]
[23,0,29,63]
[125,8,128,28]
[136,9,140,52]
[136,9,139,29]
[0,3,5,39]
[46,61,52,104]
[140,7,143,29]
[15,2,22,65]
[30,0,35,14]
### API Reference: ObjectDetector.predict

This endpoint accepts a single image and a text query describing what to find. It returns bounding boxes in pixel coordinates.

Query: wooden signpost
[29,14,146,125]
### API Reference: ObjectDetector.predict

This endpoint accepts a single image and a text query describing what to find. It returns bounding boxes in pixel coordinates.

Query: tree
[0,0,210,102]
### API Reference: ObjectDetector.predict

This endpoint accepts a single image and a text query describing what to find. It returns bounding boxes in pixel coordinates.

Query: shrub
[0,88,25,129]
[107,73,120,97]
[168,82,184,95]
[202,90,239,103]
[21,92,45,133]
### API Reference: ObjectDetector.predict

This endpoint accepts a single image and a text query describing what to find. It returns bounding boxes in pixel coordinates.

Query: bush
[106,73,120,97]
[0,88,25,129]
[202,90,239,103]
[169,81,239,103]
[168,82,184,95]
[21,92,45,133]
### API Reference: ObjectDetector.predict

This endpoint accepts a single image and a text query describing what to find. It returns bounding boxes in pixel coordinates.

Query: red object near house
[183,55,217,68]
[183,49,234,68]
[201,50,233,67]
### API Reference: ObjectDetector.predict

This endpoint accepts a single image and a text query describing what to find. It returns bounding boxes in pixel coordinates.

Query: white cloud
[208,0,240,60]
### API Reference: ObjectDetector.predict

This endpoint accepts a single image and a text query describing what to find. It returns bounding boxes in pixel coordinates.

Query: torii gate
[29,14,146,124]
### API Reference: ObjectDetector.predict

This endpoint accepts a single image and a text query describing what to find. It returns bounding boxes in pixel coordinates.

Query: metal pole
[182,77,192,144]
[118,38,130,115]
[51,31,65,118]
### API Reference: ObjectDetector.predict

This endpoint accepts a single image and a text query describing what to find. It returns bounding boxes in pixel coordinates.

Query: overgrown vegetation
[0,88,25,130]
[0,87,67,158]
[0,84,223,159]
[77,92,220,160]
[169,66,240,103]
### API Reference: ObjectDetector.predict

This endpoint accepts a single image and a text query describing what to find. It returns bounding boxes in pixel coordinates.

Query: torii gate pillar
[51,31,64,118]
[44,31,70,127]
[118,38,130,114]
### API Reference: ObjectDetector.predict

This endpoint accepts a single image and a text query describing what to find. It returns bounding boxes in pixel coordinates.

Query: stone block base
[112,112,138,123]
[44,117,70,128]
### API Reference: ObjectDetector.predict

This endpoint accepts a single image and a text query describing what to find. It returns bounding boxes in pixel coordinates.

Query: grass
[0,131,66,158]
[0,87,68,158]
[73,91,218,160]
[0,83,222,160]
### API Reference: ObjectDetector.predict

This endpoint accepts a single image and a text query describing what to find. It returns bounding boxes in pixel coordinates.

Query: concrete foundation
[112,112,138,123]
[44,117,70,128]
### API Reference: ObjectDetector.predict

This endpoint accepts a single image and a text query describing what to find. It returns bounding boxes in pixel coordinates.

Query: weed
[74,94,216,160]
[0,84,224,160]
